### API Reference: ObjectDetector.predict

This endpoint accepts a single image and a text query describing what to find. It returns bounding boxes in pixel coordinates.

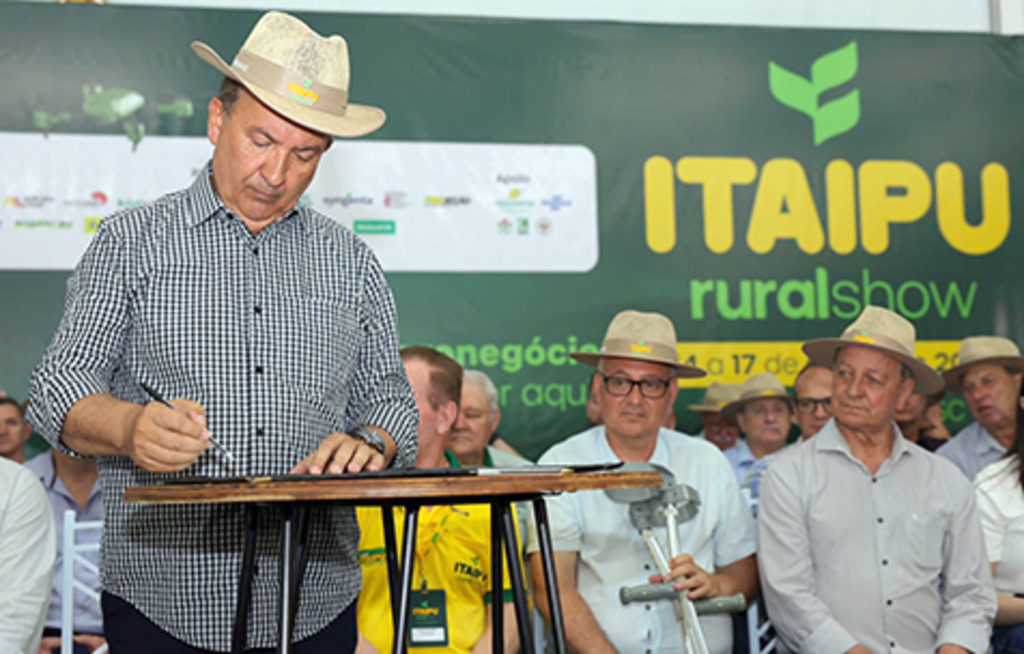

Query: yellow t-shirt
[357,500,521,653]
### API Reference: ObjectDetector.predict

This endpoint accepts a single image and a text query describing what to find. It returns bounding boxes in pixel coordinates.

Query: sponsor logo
[323,194,373,208]
[537,217,553,235]
[497,188,534,209]
[496,173,531,184]
[769,41,860,146]
[63,191,109,208]
[14,219,73,230]
[631,343,653,355]
[540,195,572,212]
[84,217,102,234]
[384,191,408,209]
[497,218,513,235]
[517,217,530,235]
[424,195,471,207]
[286,80,320,106]
[3,195,54,209]
[354,220,396,235]
[117,198,152,208]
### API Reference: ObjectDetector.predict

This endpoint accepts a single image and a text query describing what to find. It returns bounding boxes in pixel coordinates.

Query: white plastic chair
[747,599,777,654]
[61,510,108,654]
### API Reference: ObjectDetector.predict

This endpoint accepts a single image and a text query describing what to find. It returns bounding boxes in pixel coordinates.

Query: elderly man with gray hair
[758,306,996,653]
[450,369,530,468]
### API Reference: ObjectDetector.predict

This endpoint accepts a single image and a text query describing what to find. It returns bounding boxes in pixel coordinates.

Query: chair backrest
[746,599,778,654]
[61,509,108,654]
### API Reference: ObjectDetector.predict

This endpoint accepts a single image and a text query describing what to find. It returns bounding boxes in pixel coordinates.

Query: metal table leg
[500,501,535,654]
[381,506,402,628]
[533,498,567,654]
[289,507,312,634]
[491,501,504,653]
[394,505,419,654]
[232,505,259,654]
[278,506,295,654]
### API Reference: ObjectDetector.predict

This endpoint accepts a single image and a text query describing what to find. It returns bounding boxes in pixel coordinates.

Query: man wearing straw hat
[758,306,996,653]
[721,373,794,516]
[937,336,1024,480]
[27,12,418,653]
[687,382,742,451]
[527,310,757,654]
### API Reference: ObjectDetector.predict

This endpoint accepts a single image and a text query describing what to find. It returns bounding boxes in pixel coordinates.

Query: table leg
[289,507,311,633]
[278,506,295,654]
[533,499,567,654]
[394,505,419,654]
[491,502,504,653]
[232,505,259,654]
[381,506,401,628]
[500,501,535,654]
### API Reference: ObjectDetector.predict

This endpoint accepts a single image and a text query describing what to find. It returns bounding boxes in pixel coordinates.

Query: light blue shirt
[937,421,1007,482]
[724,439,756,485]
[527,426,757,654]
[25,452,104,634]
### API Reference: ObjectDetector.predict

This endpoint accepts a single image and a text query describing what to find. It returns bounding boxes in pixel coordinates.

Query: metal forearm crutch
[606,465,711,654]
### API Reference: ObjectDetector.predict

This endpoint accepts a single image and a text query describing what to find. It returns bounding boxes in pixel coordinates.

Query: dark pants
[42,626,103,654]
[102,592,356,654]
[994,623,1024,654]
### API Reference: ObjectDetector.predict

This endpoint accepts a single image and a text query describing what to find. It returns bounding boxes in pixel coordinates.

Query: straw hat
[687,382,742,413]
[192,11,386,138]
[942,336,1024,393]
[571,310,706,378]
[722,373,793,416]
[803,306,943,395]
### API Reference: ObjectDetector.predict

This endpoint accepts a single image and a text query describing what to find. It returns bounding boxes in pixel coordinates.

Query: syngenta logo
[769,41,860,146]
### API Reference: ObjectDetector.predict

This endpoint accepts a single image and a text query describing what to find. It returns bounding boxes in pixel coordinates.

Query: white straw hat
[571,310,706,378]
[942,336,1024,393]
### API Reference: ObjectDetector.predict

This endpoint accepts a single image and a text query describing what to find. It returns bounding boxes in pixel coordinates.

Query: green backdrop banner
[0,4,1021,458]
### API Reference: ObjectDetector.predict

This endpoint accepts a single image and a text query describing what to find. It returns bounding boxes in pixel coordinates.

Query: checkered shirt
[28,164,419,651]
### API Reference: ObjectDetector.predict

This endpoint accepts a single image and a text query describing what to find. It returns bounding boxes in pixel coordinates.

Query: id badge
[409,589,448,647]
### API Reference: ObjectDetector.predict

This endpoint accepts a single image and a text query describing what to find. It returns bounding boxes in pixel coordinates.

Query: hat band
[232,49,348,114]
[601,338,679,365]
[839,330,913,360]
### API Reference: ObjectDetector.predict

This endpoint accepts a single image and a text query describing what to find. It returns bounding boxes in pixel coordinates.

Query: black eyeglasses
[601,374,672,399]
[795,397,833,413]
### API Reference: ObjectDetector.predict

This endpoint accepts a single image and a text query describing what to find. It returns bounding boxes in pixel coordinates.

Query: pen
[140,382,236,464]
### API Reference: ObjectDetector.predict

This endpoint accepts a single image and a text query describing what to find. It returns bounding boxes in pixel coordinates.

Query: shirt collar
[184,161,304,231]
[443,449,463,469]
[814,416,915,464]
[976,424,1008,456]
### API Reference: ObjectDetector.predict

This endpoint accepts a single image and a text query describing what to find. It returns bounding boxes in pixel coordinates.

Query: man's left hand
[936,645,969,654]
[291,432,386,475]
[653,553,721,600]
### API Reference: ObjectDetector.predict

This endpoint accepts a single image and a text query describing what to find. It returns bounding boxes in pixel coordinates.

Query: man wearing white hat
[722,373,794,516]
[937,336,1024,481]
[27,12,418,653]
[758,306,996,653]
[527,310,757,654]
[687,382,742,451]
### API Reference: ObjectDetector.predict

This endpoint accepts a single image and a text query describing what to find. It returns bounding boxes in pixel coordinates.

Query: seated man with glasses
[526,310,757,654]
[792,363,834,441]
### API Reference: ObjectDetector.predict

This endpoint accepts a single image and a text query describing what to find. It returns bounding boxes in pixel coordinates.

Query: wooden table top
[123,468,664,506]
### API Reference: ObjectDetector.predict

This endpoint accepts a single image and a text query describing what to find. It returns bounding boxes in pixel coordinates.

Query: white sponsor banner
[0,133,599,273]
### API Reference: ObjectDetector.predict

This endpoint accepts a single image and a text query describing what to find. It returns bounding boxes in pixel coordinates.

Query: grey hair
[463,369,499,413]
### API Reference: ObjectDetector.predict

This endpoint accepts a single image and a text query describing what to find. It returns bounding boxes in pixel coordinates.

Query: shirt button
[882,559,889,566]
[886,599,893,606]
[256,428,265,437]
[872,477,878,483]
[644,564,651,571]
[254,306,262,315]
[255,366,263,374]
[252,246,260,255]
[877,517,884,524]
[645,604,651,611]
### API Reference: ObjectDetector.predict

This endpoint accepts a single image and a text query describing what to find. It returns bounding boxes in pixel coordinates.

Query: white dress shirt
[759,418,995,654]
[975,456,1024,596]
[527,426,757,654]
[937,421,1007,482]
[0,457,57,654]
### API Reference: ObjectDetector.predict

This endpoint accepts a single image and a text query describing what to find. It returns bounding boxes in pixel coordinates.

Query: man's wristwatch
[351,425,387,456]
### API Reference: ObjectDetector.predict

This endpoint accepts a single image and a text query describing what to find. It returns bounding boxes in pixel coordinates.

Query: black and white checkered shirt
[28,165,419,651]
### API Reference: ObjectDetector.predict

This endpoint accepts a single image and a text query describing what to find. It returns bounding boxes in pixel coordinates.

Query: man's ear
[441,400,459,433]
[207,97,226,147]
[491,408,502,434]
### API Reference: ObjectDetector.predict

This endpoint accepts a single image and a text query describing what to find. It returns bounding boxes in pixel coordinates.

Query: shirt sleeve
[0,468,57,654]
[27,224,133,453]
[758,459,858,654]
[343,246,419,470]
[936,476,998,652]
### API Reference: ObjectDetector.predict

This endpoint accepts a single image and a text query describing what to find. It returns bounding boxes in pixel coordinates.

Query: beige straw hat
[942,336,1024,393]
[687,382,742,413]
[722,373,793,416]
[571,310,706,378]
[192,11,386,138]
[803,306,943,395]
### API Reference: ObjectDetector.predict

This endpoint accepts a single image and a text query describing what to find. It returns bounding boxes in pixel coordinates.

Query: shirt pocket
[904,512,946,574]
